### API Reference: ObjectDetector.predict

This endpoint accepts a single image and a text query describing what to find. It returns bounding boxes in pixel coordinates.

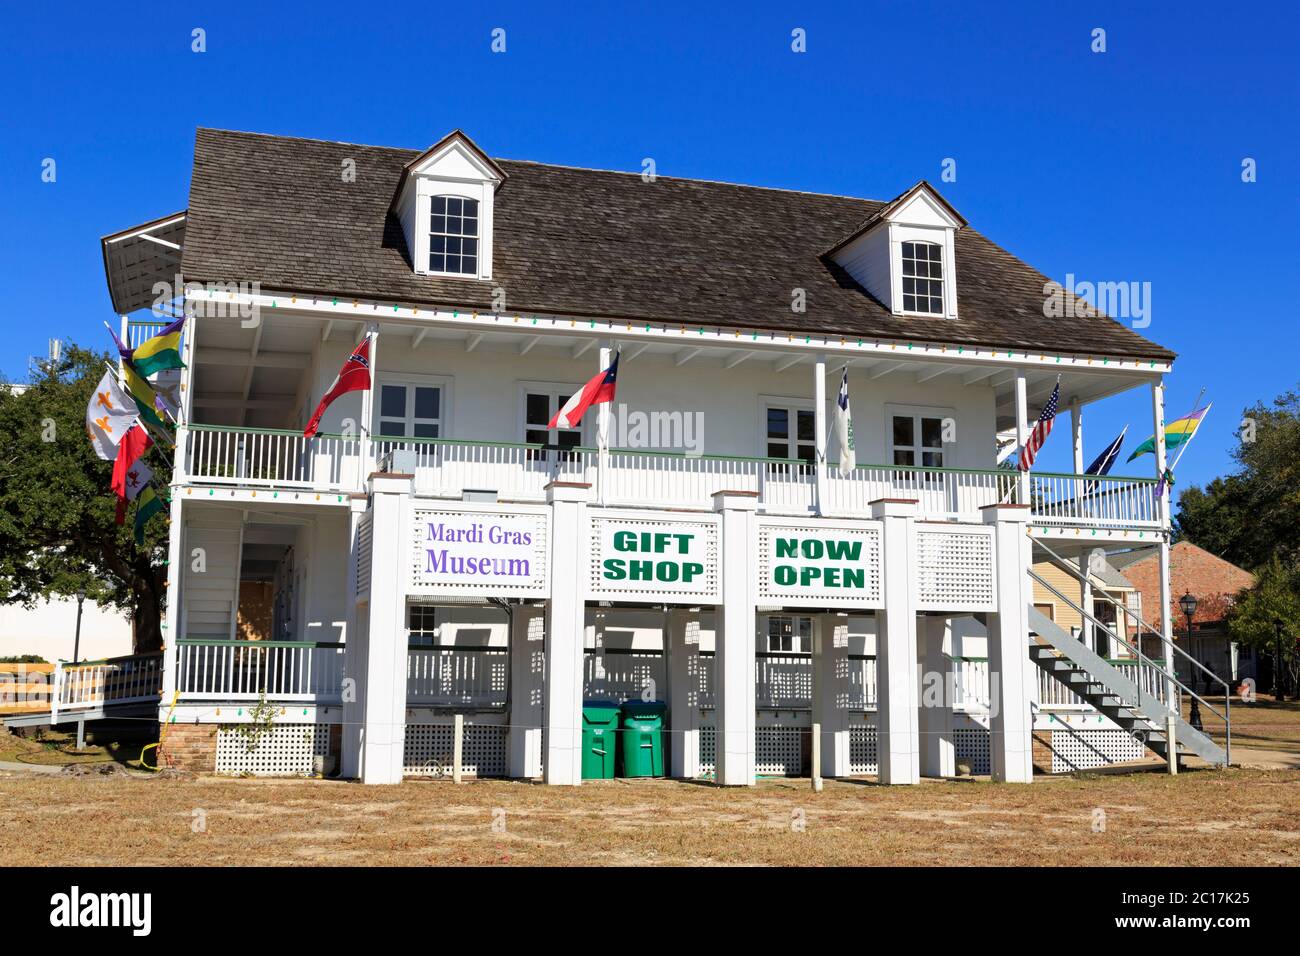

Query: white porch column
[1151,380,1177,718]
[341,492,370,779]
[158,496,184,706]
[597,341,612,505]
[871,497,920,784]
[812,613,850,778]
[543,480,591,785]
[713,490,759,786]
[507,604,545,779]
[982,502,1034,783]
[358,470,413,784]
[813,352,828,516]
[666,608,701,779]
[919,616,955,778]
[1070,401,1094,649]
[1014,369,1030,505]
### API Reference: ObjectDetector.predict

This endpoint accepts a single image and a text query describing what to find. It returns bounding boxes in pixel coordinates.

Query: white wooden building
[91,128,1230,782]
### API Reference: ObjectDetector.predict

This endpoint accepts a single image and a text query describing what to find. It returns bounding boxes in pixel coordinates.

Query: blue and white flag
[1083,425,1127,494]
[834,366,855,471]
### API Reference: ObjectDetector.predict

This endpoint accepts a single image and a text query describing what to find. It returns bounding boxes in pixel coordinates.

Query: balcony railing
[1035,655,1168,710]
[407,645,508,708]
[175,640,345,702]
[54,653,164,713]
[182,425,1162,528]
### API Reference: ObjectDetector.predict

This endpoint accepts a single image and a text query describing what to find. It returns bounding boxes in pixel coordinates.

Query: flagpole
[100,360,175,471]
[359,323,378,473]
[1158,387,1209,498]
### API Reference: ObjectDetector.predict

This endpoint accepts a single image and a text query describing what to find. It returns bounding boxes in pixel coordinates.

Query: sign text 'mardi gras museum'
[410,509,550,596]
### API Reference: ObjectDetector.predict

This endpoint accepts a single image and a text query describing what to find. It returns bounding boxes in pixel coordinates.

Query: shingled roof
[181,128,1175,361]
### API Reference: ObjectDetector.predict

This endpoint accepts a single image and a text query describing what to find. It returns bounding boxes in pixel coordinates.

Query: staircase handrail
[1028,561,1230,765]
[1034,537,1232,705]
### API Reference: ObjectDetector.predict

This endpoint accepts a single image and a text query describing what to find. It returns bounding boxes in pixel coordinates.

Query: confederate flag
[549,352,619,430]
[304,338,371,438]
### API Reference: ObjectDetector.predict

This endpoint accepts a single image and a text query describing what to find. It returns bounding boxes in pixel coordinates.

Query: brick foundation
[161,722,218,772]
[1031,731,1054,773]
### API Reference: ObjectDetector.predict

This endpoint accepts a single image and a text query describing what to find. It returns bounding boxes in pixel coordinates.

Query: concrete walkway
[0,759,65,775]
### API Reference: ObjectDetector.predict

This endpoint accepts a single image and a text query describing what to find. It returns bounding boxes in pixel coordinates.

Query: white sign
[411,509,549,596]
[756,520,882,607]
[589,516,719,602]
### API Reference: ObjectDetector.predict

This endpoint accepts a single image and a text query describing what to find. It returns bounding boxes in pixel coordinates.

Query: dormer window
[825,181,966,320]
[391,130,507,281]
[429,196,479,275]
[901,241,944,315]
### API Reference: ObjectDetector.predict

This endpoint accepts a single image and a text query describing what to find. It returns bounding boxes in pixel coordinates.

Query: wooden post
[452,713,464,784]
[811,721,823,792]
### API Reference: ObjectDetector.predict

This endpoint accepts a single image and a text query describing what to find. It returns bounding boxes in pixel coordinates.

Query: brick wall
[1119,541,1254,634]
[161,722,217,772]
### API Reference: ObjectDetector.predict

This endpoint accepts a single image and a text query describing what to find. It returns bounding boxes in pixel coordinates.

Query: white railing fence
[827,465,1016,521]
[182,426,1159,528]
[1029,472,1160,528]
[1034,654,1169,710]
[175,641,344,702]
[187,426,361,490]
[55,653,164,712]
[407,646,508,708]
[376,439,590,502]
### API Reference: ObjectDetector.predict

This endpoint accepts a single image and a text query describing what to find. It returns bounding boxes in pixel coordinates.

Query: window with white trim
[765,404,816,464]
[377,383,442,439]
[408,604,439,647]
[901,240,944,315]
[765,616,811,654]
[891,412,946,468]
[429,196,479,275]
[523,386,583,458]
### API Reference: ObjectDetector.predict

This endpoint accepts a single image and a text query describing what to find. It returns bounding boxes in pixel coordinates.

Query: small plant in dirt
[233,692,278,753]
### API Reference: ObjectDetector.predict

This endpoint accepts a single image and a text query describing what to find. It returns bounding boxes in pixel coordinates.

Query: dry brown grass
[2,766,1298,867]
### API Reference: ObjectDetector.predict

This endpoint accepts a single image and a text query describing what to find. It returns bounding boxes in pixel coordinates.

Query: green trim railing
[182,423,1163,527]
[175,637,344,701]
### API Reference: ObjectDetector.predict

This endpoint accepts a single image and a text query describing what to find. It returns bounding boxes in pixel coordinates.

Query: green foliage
[0,344,170,651]
[1174,385,1300,570]
[0,654,48,663]
[233,692,279,753]
[1226,558,1300,695]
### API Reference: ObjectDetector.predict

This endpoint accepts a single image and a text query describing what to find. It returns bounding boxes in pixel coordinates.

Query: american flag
[1018,378,1060,471]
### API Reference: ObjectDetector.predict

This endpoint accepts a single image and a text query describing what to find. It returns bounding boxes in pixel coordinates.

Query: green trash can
[618,700,668,778]
[582,700,621,779]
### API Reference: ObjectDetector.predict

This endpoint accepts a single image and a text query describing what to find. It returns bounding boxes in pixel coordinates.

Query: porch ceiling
[186,311,1156,430]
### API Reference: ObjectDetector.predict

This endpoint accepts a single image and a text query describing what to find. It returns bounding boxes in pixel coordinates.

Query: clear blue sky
[3,1,1296,489]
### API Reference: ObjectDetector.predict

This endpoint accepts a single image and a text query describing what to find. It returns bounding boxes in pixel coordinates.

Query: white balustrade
[183,426,1159,530]
[583,650,666,702]
[176,641,344,702]
[186,426,361,490]
[406,646,508,707]
[56,653,163,711]
[1029,472,1159,527]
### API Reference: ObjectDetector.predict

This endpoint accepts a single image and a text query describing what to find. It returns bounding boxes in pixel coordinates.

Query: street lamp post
[1179,591,1202,731]
[73,589,86,663]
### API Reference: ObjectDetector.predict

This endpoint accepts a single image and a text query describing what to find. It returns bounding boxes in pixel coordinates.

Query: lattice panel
[588,514,720,603]
[953,727,991,775]
[849,722,878,776]
[698,725,716,778]
[756,520,883,607]
[1050,729,1150,773]
[404,722,507,777]
[914,529,996,610]
[410,509,549,596]
[216,723,331,777]
[755,726,803,776]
